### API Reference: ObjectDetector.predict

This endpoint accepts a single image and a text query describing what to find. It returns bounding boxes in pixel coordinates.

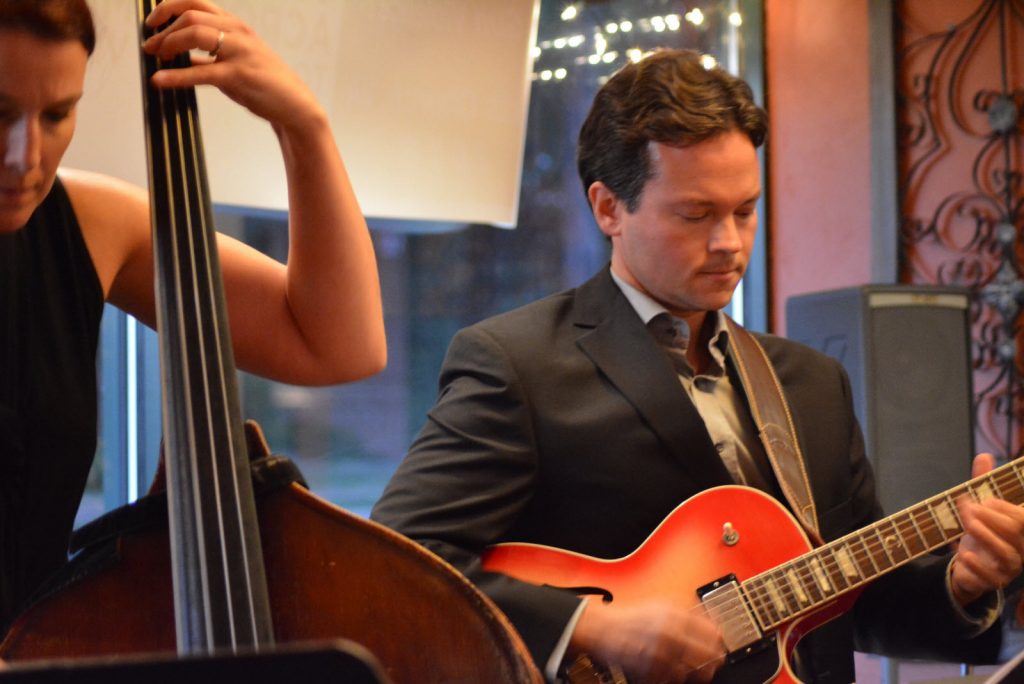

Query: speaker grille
[786,286,974,514]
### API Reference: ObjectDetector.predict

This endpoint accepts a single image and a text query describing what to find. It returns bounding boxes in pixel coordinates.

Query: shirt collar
[609,268,731,357]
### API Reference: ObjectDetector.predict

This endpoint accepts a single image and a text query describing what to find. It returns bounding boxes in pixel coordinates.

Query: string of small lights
[531,1,745,83]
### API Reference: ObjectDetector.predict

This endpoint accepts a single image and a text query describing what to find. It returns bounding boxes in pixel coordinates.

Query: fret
[1010,464,1024,501]
[833,542,863,584]
[737,459,1024,639]
[856,530,882,578]
[959,485,977,504]
[794,559,825,605]
[745,581,774,629]
[762,574,788,621]
[888,518,909,560]
[1004,471,1024,503]
[947,493,965,530]
[991,473,1007,499]
[822,547,852,591]
[973,478,997,502]
[932,496,960,538]
[923,503,947,545]
[785,566,810,606]
[878,517,910,565]
[770,568,801,617]
[907,506,934,551]
[997,466,1024,504]
[808,554,834,598]
[893,511,926,557]
[870,525,896,568]
[746,577,781,627]
[758,579,785,627]
[726,460,1024,653]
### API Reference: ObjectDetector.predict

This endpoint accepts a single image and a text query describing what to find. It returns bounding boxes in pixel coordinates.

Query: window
[80,0,765,525]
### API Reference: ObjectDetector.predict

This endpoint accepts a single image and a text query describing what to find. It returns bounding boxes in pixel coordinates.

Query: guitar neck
[741,457,1024,629]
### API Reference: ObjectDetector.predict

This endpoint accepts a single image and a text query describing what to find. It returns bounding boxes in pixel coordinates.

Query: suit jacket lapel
[572,269,733,491]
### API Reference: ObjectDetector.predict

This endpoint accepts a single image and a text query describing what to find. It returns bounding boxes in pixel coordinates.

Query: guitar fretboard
[740,458,1024,630]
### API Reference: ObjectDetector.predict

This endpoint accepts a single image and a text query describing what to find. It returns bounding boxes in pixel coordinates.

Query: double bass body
[0,426,541,683]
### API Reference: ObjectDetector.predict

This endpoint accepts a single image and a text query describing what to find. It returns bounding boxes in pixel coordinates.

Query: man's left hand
[951,453,1024,606]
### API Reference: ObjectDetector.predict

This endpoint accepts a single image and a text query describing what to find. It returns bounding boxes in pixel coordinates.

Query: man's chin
[703,289,741,313]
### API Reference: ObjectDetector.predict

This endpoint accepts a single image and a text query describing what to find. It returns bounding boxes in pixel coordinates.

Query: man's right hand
[568,599,726,683]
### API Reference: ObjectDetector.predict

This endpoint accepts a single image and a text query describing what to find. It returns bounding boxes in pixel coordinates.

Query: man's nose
[709,215,743,253]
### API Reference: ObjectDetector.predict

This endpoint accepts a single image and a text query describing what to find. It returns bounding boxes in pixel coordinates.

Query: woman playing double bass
[0,0,386,635]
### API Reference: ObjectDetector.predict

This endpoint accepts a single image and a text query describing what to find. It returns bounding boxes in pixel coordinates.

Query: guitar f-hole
[550,585,615,603]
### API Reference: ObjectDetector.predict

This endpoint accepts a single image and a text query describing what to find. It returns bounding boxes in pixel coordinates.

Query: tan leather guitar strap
[725,316,823,545]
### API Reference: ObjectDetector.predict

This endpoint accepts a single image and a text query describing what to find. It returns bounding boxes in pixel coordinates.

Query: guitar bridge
[697,574,765,656]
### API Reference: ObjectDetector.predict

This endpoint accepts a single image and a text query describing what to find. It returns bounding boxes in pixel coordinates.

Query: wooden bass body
[1,426,541,684]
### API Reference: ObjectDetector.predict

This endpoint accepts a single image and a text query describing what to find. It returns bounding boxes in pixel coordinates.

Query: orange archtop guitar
[482,460,1023,683]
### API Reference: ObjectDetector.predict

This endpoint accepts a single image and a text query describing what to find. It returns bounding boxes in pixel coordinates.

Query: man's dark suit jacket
[371,267,999,682]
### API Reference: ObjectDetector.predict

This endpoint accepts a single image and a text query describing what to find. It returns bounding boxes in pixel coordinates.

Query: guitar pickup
[697,574,765,655]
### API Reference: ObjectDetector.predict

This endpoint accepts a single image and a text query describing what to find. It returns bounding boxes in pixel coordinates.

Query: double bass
[0,2,540,681]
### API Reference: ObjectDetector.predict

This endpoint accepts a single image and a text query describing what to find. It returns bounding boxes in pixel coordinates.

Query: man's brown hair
[577,48,766,211]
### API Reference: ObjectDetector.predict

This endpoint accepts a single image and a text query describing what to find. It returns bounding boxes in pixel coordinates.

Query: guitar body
[482,485,862,684]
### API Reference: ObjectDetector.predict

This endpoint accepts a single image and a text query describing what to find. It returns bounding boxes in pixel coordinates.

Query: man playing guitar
[371,48,1024,683]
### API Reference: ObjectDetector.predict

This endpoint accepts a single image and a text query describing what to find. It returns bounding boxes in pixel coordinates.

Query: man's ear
[587,181,624,238]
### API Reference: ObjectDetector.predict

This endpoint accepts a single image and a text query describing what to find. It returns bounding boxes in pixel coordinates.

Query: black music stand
[986,648,1024,684]
[0,639,389,683]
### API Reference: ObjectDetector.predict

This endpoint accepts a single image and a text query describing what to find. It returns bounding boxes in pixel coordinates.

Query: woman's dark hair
[577,48,767,211]
[0,0,96,56]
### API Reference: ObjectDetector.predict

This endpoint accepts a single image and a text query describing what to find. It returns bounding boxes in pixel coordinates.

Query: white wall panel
[66,0,538,226]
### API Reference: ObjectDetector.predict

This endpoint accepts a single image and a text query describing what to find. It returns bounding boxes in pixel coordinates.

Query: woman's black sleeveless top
[0,178,103,630]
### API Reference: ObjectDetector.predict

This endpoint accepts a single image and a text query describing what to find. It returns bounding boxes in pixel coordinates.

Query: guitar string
[708,466,1024,633]
[739,466,1024,629]
[713,506,973,638]
[703,472,1001,629]
[580,464,1024,677]
[744,492,972,627]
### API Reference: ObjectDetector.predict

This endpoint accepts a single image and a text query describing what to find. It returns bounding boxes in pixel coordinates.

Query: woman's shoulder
[56,167,151,299]
[58,167,148,206]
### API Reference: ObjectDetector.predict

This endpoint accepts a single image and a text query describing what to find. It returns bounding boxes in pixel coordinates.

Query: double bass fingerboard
[137,0,274,654]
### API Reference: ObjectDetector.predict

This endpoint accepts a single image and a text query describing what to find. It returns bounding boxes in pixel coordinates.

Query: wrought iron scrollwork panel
[897,0,1024,461]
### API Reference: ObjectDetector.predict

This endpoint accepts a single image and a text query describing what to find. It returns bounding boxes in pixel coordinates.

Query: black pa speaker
[786,285,975,515]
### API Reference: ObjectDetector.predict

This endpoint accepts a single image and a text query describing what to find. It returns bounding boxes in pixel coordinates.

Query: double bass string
[137,0,272,653]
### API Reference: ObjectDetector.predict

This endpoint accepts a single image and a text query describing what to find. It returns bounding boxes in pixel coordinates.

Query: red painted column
[764,0,874,334]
